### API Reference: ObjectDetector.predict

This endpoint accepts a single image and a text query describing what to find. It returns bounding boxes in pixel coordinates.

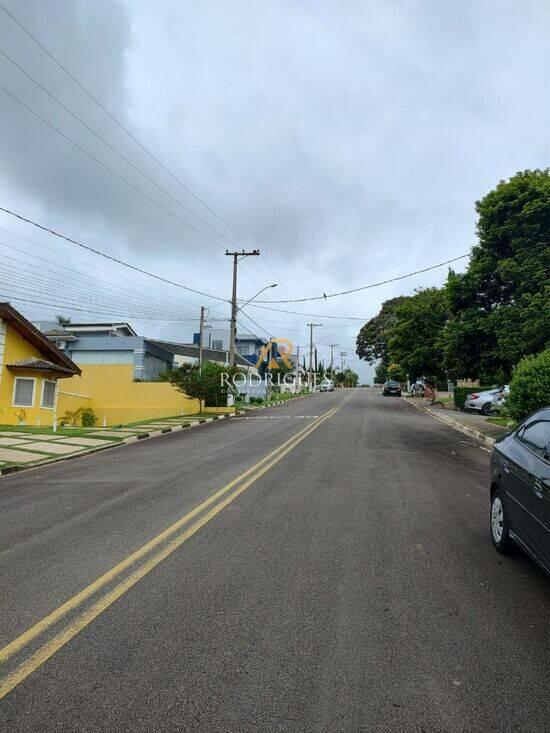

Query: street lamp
[238,284,277,312]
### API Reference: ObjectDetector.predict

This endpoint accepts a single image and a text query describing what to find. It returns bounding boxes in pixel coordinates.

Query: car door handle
[502,460,510,473]
[534,478,550,495]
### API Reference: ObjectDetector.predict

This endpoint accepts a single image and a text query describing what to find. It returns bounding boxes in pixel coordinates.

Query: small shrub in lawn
[255,397,264,404]
[81,408,96,427]
[506,349,550,421]
[249,397,256,404]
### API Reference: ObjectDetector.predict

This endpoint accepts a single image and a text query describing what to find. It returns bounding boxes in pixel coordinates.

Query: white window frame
[41,379,57,410]
[12,376,36,407]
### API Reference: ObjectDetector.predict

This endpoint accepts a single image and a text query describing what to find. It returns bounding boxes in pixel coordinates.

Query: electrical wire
[0,85,237,254]
[0,226,205,312]
[0,205,227,302]
[252,255,469,303]
[0,3,299,297]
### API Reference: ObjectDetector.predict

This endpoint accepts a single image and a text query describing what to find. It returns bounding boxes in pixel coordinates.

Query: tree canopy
[356,170,550,383]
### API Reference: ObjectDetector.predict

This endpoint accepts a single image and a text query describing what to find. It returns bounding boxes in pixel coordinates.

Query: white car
[464,389,500,415]
[464,387,508,415]
[319,380,334,392]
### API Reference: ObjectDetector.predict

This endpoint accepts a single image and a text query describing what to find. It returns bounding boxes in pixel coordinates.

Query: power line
[0,225,204,312]
[252,255,470,303]
[0,2,252,249]
[0,205,227,302]
[0,264,194,322]
[0,84,238,254]
[245,302,369,321]
[0,45,254,253]
[0,243,200,318]
[0,4,279,295]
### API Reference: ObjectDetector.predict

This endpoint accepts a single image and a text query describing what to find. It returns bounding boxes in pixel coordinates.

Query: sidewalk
[403,396,509,446]
[0,392,313,476]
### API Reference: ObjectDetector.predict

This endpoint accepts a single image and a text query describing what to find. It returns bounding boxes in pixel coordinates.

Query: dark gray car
[490,407,550,574]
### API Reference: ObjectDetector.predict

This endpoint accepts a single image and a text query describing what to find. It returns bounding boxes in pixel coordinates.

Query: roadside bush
[81,408,96,427]
[453,386,493,410]
[255,397,264,404]
[506,349,550,421]
[249,397,256,404]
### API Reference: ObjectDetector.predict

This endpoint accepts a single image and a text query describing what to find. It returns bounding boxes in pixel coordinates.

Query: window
[13,377,35,407]
[212,340,223,350]
[237,343,251,355]
[518,420,550,459]
[41,380,56,409]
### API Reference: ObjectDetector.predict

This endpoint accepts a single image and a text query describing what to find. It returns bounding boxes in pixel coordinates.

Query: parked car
[464,388,502,415]
[490,406,550,574]
[491,384,510,412]
[319,379,334,392]
[382,380,401,396]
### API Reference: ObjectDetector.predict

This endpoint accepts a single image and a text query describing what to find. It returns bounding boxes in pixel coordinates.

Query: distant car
[490,406,550,574]
[382,380,401,396]
[464,388,501,415]
[319,380,334,392]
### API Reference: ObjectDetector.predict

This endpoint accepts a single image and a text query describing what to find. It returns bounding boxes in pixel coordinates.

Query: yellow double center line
[0,392,352,699]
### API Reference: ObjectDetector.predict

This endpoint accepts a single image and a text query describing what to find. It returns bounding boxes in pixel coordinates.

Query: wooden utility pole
[329,343,339,380]
[307,322,322,390]
[226,249,260,366]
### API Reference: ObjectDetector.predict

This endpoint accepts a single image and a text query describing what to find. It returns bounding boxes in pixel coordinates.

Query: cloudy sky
[0,0,549,381]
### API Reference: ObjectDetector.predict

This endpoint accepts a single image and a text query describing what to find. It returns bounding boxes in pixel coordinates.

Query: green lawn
[487,417,517,429]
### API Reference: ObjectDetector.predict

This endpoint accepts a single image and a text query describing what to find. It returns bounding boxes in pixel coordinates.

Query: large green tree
[386,288,448,381]
[355,296,407,364]
[444,169,550,381]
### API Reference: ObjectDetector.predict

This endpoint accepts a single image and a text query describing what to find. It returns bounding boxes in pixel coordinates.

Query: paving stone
[18,442,84,455]
[0,437,28,446]
[17,434,62,441]
[0,448,47,463]
[0,431,31,437]
[89,430,135,438]
[54,437,113,447]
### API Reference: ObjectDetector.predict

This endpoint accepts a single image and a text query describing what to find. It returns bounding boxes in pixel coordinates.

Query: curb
[402,396,496,449]
[0,393,315,478]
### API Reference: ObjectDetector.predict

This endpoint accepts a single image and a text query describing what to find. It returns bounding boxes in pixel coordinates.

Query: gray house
[37,322,253,380]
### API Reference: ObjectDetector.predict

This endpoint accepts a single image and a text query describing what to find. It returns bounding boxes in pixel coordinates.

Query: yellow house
[0,303,81,426]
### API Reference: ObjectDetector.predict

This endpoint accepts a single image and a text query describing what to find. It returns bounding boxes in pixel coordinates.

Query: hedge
[506,349,550,421]
[453,386,493,410]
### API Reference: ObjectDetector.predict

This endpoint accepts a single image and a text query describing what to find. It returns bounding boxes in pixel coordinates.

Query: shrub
[506,349,550,421]
[255,397,264,404]
[249,397,256,404]
[81,408,96,427]
[453,386,493,410]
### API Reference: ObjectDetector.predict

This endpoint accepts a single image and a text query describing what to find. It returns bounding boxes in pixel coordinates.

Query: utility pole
[339,351,347,388]
[226,249,260,366]
[307,322,322,390]
[198,305,205,373]
[296,344,300,392]
[329,343,339,380]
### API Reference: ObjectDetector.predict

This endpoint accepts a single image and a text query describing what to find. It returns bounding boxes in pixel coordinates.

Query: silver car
[464,389,501,415]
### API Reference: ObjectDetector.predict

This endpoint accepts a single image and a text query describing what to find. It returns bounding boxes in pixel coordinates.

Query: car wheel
[490,490,514,554]
[482,402,492,416]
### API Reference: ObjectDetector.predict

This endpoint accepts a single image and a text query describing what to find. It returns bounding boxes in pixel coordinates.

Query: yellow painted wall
[59,364,200,426]
[0,324,61,426]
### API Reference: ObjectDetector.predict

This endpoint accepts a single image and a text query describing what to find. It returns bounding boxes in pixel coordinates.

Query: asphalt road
[0,389,548,731]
